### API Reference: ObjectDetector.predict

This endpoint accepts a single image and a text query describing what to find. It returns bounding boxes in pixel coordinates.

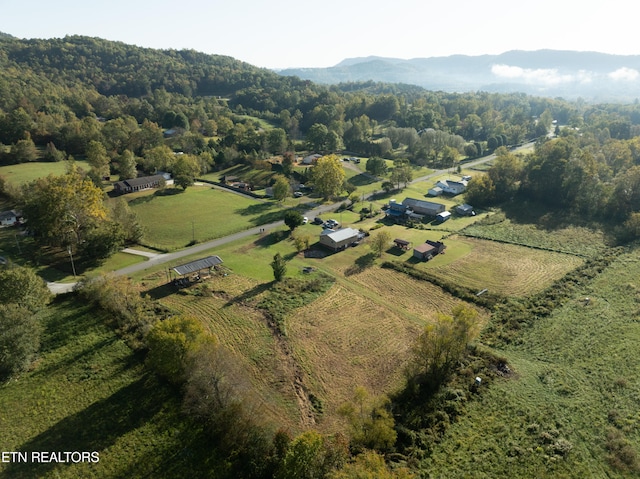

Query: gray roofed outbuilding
[173,255,223,275]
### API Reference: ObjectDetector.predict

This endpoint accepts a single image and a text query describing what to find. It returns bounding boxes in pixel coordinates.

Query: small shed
[302,153,322,165]
[393,238,411,250]
[428,186,443,197]
[455,203,475,216]
[435,211,451,223]
[0,210,21,226]
[426,240,446,254]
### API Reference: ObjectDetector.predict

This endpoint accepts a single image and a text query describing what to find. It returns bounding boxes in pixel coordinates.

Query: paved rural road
[47,144,532,293]
[46,201,341,293]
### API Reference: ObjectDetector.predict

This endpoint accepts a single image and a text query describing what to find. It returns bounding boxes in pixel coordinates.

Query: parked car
[294,191,303,197]
[313,217,324,225]
[303,216,308,224]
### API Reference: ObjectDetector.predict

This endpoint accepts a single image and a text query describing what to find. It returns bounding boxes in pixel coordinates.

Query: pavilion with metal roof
[172,255,223,276]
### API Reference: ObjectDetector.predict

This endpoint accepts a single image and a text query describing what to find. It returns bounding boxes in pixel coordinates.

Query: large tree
[272,175,291,202]
[284,210,304,231]
[86,140,111,179]
[365,157,388,177]
[118,149,138,180]
[409,304,479,390]
[0,264,51,313]
[172,154,200,190]
[271,253,287,282]
[370,230,391,257]
[311,154,345,200]
[0,264,50,379]
[20,165,109,248]
[146,315,209,385]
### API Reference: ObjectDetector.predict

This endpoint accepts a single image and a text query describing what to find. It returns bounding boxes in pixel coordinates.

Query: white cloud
[491,64,592,85]
[608,67,640,81]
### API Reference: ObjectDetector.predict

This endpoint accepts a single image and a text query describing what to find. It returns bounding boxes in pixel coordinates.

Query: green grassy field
[423,248,640,478]
[127,185,286,250]
[0,160,91,186]
[462,212,610,257]
[0,298,225,479]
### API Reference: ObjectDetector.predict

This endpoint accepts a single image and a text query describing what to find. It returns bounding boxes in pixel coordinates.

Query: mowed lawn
[127,186,286,250]
[0,160,91,186]
[428,235,584,297]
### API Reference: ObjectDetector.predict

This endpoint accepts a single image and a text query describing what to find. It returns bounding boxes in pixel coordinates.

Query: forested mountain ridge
[279,50,640,101]
[0,34,305,98]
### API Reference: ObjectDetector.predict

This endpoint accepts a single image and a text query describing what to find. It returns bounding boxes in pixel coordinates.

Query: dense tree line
[466,129,640,242]
[4,34,640,179]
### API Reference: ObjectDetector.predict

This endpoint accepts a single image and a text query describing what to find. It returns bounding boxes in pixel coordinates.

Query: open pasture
[127,185,285,250]
[462,212,609,257]
[0,298,220,479]
[0,160,91,186]
[423,248,640,478]
[429,236,584,297]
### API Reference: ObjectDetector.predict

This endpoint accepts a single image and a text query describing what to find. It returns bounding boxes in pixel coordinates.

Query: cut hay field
[423,247,640,478]
[345,267,489,324]
[462,213,609,257]
[146,272,301,429]
[140,251,486,435]
[127,186,285,250]
[429,235,584,297]
[286,282,422,431]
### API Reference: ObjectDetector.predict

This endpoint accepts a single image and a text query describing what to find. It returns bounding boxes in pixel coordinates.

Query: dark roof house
[413,240,446,261]
[455,203,475,216]
[113,174,166,195]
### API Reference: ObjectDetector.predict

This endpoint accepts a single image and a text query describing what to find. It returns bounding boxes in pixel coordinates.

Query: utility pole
[67,246,77,279]
[14,234,21,254]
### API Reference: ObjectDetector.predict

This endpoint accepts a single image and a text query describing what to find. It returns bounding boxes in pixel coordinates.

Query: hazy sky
[1,0,636,69]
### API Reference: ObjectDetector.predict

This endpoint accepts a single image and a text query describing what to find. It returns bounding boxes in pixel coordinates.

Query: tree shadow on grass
[143,282,177,300]
[4,374,173,479]
[344,252,376,276]
[348,172,378,187]
[235,202,277,216]
[501,199,582,231]
[223,282,272,307]
[252,230,289,248]
[386,246,408,257]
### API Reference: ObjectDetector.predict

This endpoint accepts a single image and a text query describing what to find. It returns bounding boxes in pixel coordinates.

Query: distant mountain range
[278,50,640,101]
